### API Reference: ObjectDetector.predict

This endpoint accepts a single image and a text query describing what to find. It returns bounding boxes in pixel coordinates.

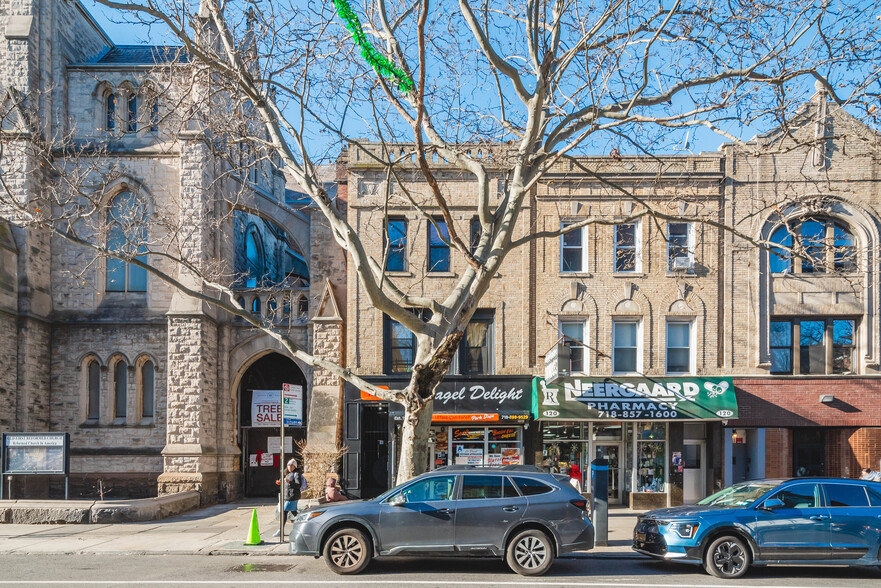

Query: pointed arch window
[245,227,264,287]
[87,360,100,421]
[141,360,154,419]
[106,191,148,292]
[127,94,138,133]
[150,98,160,132]
[114,360,127,419]
[106,92,117,131]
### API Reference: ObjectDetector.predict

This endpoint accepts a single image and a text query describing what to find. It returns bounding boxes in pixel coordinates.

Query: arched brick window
[769,217,857,274]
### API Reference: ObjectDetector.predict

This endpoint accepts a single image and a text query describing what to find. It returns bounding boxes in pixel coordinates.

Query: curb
[0,547,647,559]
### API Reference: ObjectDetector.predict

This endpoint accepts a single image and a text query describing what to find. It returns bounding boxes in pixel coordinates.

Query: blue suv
[633,478,881,578]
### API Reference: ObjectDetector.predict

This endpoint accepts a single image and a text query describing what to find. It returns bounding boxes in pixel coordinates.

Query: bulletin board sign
[1,432,70,475]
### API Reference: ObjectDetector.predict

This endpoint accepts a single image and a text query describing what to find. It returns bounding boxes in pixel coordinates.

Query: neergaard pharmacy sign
[532,376,738,420]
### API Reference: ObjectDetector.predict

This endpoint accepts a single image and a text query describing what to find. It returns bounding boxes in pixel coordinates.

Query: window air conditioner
[672,256,693,272]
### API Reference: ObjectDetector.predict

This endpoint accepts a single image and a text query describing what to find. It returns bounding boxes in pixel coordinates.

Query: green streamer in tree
[332,0,415,94]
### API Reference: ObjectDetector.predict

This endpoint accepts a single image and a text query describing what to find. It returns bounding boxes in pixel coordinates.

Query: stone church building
[0,0,347,502]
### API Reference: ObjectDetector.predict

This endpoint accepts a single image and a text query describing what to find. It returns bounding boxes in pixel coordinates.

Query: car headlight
[671,522,699,539]
[295,510,325,523]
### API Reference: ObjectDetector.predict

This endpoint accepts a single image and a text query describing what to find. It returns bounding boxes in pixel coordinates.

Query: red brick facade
[733,378,881,428]
[763,427,791,478]
[733,379,881,478]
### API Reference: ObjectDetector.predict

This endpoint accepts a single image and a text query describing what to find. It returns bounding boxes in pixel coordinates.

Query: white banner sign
[283,383,304,427]
[251,390,281,427]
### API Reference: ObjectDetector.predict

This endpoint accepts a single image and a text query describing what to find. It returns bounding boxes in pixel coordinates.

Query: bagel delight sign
[532,376,738,420]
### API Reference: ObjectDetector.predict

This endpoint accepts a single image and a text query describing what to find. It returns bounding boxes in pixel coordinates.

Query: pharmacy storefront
[533,376,737,509]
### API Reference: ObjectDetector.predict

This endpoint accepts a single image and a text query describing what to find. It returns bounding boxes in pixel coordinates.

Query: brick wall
[842,427,881,473]
[733,378,881,427]
[764,428,791,478]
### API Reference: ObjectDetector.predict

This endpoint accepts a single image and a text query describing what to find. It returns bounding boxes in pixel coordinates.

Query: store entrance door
[360,404,390,499]
[594,443,621,504]
[683,440,706,504]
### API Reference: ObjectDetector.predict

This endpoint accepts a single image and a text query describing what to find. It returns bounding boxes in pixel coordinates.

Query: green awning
[532,376,737,420]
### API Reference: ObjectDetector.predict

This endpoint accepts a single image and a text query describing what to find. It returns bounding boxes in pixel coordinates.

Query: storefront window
[543,422,583,440]
[543,440,585,477]
[542,422,587,490]
[431,426,522,468]
[593,423,623,440]
[636,423,666,493]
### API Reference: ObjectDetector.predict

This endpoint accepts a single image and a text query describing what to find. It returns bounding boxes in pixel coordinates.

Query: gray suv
[289,465,594,575]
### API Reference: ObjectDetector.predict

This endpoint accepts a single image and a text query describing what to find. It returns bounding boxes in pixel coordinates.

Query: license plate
[636,532,646,542]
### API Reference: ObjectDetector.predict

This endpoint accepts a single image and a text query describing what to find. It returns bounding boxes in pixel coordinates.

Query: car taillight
[569,499,588,511]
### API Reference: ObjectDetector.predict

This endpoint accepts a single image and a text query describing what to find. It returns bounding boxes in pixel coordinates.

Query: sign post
[279,383,303,540]
[278,386,285,541]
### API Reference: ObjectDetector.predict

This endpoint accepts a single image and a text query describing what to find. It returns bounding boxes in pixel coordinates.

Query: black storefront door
[793,428,825,477]
[360,403,390,499]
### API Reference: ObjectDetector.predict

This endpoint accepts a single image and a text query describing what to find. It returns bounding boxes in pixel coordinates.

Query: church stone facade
[0,0,347,503]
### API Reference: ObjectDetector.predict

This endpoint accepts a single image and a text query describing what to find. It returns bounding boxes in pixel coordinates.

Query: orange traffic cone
[244,507,263,545]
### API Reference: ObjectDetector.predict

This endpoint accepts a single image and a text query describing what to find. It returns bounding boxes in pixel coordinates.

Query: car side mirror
[390,494,406,506]
[761,498,785,510]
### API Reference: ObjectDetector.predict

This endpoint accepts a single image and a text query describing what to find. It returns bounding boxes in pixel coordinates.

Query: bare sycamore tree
[3,0,881,483]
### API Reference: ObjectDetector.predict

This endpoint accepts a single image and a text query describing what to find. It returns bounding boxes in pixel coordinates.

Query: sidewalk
[0,500,645,559]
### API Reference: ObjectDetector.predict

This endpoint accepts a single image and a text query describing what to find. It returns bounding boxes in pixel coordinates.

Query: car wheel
[506,529,554,576]
[323,528,371,575]
[704,535,750,579]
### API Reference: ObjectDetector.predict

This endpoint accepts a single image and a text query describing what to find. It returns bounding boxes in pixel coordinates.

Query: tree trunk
[393,329,464,485]
[395,398,434,485]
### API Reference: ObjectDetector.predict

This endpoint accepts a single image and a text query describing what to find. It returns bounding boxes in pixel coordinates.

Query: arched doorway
[238,353,308,497]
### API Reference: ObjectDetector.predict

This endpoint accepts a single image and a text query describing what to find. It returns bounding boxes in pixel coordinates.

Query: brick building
[340,93,881,507]
[0,0,347,502]
[721,96,881,485]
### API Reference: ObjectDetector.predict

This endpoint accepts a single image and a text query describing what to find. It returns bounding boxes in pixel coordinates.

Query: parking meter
[591,458,608,546]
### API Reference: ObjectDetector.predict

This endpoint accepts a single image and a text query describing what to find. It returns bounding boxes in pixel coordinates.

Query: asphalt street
[0,554,878,587]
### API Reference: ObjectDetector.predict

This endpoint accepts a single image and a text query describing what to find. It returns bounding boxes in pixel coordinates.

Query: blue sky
[84,1,175,45]
[84,1,865,157]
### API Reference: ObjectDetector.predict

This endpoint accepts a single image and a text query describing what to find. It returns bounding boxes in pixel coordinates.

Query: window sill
[111,418,127,426]
[427,271,457,278]
[139,418,155,426]
[767,372,860,377]
[613,272,645,278]
[665,272,697,278]
[771,271,861,278]
[384,271,413,278]
[559,272,592,278]
[80,420,100,428]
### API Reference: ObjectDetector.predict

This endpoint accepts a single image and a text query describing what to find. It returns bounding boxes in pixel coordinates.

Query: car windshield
[697,482,777,507]
[375,481,408,502]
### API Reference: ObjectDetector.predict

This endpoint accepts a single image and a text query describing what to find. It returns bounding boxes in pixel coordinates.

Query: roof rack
[432,465,545,473]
